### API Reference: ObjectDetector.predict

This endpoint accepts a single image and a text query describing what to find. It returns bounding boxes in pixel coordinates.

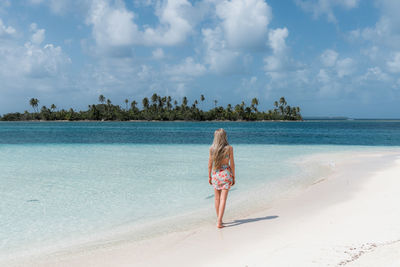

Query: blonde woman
[208,128,235,228]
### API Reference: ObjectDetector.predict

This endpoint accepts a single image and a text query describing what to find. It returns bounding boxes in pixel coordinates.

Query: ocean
[1,121,400,259]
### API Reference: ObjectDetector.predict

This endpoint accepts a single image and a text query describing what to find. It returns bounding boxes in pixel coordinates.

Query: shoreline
[4,148,400,266]
[0,119,302,123]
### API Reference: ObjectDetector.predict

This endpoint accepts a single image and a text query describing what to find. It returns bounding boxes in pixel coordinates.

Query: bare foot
[217,222,224,228]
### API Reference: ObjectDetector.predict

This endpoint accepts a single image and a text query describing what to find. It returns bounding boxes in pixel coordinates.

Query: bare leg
[217,189,229,228]
[214,189,221,217]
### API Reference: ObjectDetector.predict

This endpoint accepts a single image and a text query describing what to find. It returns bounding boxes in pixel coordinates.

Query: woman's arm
[229,146,235,185]
[208,148,213,185]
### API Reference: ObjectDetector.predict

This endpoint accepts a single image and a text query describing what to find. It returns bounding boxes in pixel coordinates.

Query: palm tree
[151,93,158,105]
[251,98,259,112]
[142,97,149,110]
[166,96,172,110]
[130,100,137,110]
[98,95,105,104]
[214,100,218,108]
[161,96,167,110]
[279,105,284,116]
[182,97,188,108]
[29,98,39,113]
[124,99,129,110]
[279,97,287,107]
[50,104,56,112]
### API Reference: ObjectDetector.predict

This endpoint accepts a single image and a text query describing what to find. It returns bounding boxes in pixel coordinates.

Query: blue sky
[0,0,400,118]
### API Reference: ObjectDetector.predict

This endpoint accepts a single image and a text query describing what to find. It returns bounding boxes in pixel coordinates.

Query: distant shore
[0,119,303,122]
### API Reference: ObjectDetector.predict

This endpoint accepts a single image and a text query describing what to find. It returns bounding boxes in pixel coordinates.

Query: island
[0,94,302,121]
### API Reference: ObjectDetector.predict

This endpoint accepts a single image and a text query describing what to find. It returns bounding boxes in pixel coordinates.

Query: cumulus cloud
[30,23,45,45]
[202,27,241,74]
[165,57,206,81]
[349,0,400,49]
[318,50,356,78]
[295,0,360,23]
[317,69,330,84]
[0,18,16,36]
[86,0,194,51]
[336,58,356,77]
[200,0,272,74]
[238,76,259,97]
[0,22,70,84]
[22,43,71,78]
[152,48,165,59]
[86,0,138,48]
[27,0,91,15]
[141,0,193,46]
[361,67,390,82]
[264,27,301,78]
[387,52,400,73]
[215,0,272,49]
[268,27,288,54]
[320,49,338,67]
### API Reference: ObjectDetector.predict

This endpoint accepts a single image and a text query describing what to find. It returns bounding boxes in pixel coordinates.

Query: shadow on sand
[223,215,279,228]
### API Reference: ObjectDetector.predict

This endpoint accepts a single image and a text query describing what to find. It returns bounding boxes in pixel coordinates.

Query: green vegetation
[0,95,302,121]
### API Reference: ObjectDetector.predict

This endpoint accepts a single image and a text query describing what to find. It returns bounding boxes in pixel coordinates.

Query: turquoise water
[1,120,400,145]
[1,121,399,258]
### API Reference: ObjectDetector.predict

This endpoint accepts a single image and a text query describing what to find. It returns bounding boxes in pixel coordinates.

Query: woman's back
[208,128,235,228]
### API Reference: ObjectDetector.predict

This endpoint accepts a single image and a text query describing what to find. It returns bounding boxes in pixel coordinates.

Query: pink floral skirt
[212,165,233,190]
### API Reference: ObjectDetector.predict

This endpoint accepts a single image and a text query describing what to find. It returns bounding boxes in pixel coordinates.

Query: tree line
[0,94,302,121]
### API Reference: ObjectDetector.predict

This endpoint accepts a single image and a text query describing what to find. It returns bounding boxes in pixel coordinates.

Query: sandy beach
[4,149,400,267]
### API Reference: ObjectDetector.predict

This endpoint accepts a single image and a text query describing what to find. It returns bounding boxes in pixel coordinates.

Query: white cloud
[215,0,272,48]
[361,67,390,82]
[336,57,356,78]
[202,27,242,74]
[264,27,300,77]
[317,69,330,83]
[133,0,155,8]
[295,0,360,23]
[238,76,259,97]
[0,22,70,84]
[141,0,193,46]
[349,1,400,49]
[152,48,165,59]
[137,65,153,81]
[22,43,71,78]
[27,0,90,15]
[200,0,272,74]
[86,0,138,48]
[268,27,288,54]
[30,23,45,45]
[320,49,338,67]
[315,68,342,97]
[86,0,194,51]
[0,18,16,36]
[166,57,206,81]
[319,50,356,78]
[387,52,400,73]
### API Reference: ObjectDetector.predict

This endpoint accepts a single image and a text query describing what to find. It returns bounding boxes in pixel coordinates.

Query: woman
[208,128,235,228]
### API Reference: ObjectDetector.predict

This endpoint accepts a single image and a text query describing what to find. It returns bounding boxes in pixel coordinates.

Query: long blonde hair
[211,128,230,170]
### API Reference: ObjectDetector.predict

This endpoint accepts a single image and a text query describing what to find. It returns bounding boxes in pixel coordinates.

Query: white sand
[4,149,400,266]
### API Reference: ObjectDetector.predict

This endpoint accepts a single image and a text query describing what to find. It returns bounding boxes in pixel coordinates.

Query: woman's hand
[231,176,235,186]
[209,176,212,185]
